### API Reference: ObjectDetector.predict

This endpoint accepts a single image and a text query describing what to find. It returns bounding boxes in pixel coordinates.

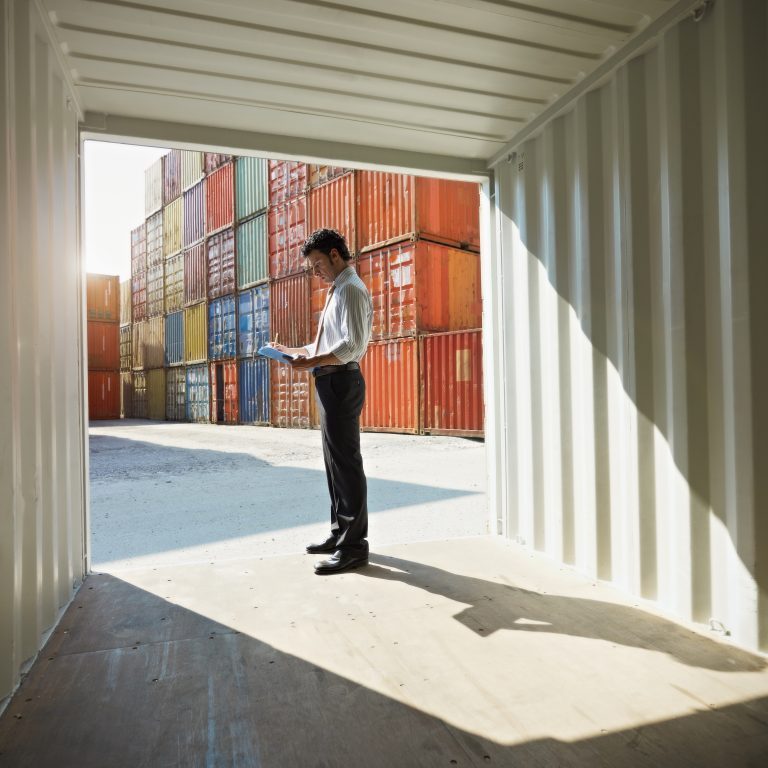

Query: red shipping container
[204,152,232,173]
[86,274,119,323]
[131,270,147,322]
[207,228,236,299]
[356,172,480,253]
[307,173,356,254]
[268,196,307,278]
[87,321,120,371]
[270,272,311,348]
[270,361,315,429]
[183,243,207,306]
[88,371,120,420]
[210,360,239,424]
[360,337,419,434]
[206,162,234,234]
[268,160,307,205]
[421,330,484,437]
[130,222,146,277]
[162,149,182,205]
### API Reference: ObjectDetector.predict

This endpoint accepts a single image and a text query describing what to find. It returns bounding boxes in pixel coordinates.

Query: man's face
[306,249,342,284]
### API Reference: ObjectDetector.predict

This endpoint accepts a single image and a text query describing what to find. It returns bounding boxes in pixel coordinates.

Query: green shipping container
[235,157,268,221]
[236,213,268,289]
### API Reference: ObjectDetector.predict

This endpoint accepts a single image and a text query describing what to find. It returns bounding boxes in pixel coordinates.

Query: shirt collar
[333,265,356,288]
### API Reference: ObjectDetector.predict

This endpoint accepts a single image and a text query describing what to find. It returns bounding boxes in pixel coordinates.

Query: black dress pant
[314,369,369,556]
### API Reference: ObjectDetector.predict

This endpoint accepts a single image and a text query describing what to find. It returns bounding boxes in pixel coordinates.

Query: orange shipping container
[268,160,306,205]
[356,172,480,253]
[307,173,356,254]
[421,330,484,437]
[88,371,120,420]
[360,337,419,434]
[86,274,119,323]
[270,272,311,349]
[268,196,307,278]
[270,361,315,429]
[357,240,481,340]
[87,321,120,371]
[206,162,234,234]
[210,360,238,424]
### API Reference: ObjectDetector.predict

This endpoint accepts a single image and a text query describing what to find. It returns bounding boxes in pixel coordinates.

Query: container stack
[86,273,120,420]
[119,278,132,417]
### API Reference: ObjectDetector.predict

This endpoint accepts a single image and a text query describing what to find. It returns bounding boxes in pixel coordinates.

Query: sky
[84,141,168,282]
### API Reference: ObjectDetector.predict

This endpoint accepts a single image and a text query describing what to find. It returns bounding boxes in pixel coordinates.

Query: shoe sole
[305,546,337,554]
[314,559,369,575]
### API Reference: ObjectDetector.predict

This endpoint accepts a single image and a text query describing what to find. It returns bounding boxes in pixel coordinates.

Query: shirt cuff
[328,339,355,364]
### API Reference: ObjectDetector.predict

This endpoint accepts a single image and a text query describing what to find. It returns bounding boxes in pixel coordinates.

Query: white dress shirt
[304,265,373,363]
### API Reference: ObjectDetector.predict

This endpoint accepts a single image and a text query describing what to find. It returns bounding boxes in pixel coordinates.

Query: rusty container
[357,240,481,340]
[86,274,119,323]
[87,321,120,371]
[307,173,356,254]
[270,362,315,429]
[268,160,307,205]
[206,162,234,235]
[184,303,207,363]
[421,329,484,437]
[166,366,187,421]
[131,271,147,323]
[164,252,184,313]
[360,337,420,434]
[146,262,164,318]
[204,153,232,173]
[356,171,480,253]
[146,210,163,268]
[136,316,165,370]
[268,195,307,278]
[88,371,120,420]
[270,272,311,348]
[183,179,205,247]
[132,371,147,419]
[186,363,210,423]
[119,325,132,372]
[183,243,207,306]
[120,371,133,418]
[210,360,239,424]
[308,165,349,188]
[131,222,147,277]
[162,149,182,205]
[207,227,236,299]
[119,279,131,326]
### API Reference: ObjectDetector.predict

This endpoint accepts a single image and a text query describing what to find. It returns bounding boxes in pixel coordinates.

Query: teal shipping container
[235,157,268,221]
[236,213,268,289]
[208,296,237,361]
[239,358,270,425]
[185,364,210,423]
[165,311,184,366]
[238,284,269,358]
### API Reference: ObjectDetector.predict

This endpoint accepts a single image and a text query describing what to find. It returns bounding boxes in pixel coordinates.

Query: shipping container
[119,279,131,326]
[268,160,306,204]
[270,272,310,348]
[146,210,163,267]
[164,252,184,313]
[185,363,210,423]
[308,165,348,188]
[86,321,120,371]
[146,262,164,317]
[236,213,268,288]
[356,172,480,253]
[132,321,146,371]
[119,325,132,372]
[206,162,234,234]
[208,296,237,360]
[147,368,166,420]
[132,371,148,419]
[88,371,120,420]
[144,158,162,216]
[238,284,269,358]
[131,270,147,323]
[183,243,207,306]
[307,173,356,254]
[421,330,484,437]
[130,222,147,277]
[270,361,314,429]
[166,367,186,421]
[163,196,183,257]
[86,274,119,323]
[184,303,207,363]
[357,240,481,340]
[133,317,164,370]
[181,150,203,191]
[204,152,231,173]
[238,358,270,425]
[207,227,236,299]
[210,360,238,424]
[360,337,419,434]
[120,372,133,419]
[165,311,184,366]
[235,156,268,221]
[183,179,205,247]
[162,149,182,206]
[268,195,307,278]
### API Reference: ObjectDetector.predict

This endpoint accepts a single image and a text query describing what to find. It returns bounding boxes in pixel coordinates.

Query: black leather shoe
[306,536,338,554]
[314,550,369,575]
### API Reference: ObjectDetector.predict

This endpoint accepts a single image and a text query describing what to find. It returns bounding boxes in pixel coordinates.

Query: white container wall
[0,1,86,704]
[488,1,768,652]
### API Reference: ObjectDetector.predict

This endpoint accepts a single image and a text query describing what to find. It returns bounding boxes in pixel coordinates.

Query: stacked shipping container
[86,273,120,420]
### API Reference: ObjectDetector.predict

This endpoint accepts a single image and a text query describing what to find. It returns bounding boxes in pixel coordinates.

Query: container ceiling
[42,0,677,170]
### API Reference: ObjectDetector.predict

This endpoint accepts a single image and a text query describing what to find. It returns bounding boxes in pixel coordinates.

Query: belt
[312,361,360,378]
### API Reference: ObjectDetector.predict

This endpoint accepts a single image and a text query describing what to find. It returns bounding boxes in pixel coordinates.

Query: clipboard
[258,345,298,364]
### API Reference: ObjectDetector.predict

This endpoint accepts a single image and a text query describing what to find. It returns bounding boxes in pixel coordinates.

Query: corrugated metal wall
[488,0,768,651]
[0,0,86,703]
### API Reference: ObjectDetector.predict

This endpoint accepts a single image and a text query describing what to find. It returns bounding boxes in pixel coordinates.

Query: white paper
[257,345,298,364]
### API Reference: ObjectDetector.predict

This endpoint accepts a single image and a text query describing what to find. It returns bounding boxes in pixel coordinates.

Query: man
[271,228,373,574]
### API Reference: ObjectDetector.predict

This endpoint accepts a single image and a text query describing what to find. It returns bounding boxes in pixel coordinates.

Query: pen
[274,333,279,347]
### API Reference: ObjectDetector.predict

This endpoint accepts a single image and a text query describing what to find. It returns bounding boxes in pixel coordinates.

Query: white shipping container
[144,158,163,216]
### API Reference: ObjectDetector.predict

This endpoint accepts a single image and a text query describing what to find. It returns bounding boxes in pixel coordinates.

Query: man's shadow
[361,553,766,673]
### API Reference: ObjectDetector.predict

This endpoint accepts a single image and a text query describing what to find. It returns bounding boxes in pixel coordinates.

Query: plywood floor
[1,537,767,767]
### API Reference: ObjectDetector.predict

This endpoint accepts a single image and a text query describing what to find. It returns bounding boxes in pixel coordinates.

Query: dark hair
[301,228,351,262]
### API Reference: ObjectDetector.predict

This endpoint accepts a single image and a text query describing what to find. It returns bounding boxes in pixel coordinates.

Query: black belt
[312,361,360,378]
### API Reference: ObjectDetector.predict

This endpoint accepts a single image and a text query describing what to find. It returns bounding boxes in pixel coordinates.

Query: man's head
[301,228,351,284]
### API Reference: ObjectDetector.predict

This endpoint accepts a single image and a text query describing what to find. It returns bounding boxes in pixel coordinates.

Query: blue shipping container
[186,363,210,423]
[239,358,270,425]
[237,284,270,357]
[208,296,237,360]
[165,310,185,366]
